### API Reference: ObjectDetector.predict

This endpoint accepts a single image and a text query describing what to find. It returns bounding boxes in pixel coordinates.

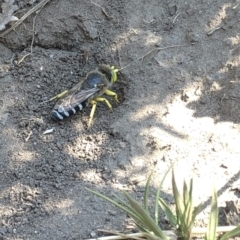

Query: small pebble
[108,210,116,216]
[53,165,63,173]
[90,231,97,237]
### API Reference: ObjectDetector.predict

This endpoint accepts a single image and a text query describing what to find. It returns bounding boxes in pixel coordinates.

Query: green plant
[158,171,201,240]
[87,168,171,240]
[205,187,240,240]
[87,170,240,240]
[86,189,167,240]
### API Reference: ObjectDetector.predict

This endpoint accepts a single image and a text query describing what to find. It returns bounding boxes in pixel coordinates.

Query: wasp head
[98,64,119,84]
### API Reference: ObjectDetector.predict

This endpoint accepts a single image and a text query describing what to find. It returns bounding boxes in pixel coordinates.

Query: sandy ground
[0,0,240,239]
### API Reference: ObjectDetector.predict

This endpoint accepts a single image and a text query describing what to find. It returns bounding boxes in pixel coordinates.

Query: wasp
[50,64,119,128]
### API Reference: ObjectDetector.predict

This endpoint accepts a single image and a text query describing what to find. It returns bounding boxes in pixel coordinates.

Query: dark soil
[0,0,240,239]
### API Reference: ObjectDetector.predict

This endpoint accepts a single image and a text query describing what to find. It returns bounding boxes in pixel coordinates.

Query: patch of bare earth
[0,0,240,239]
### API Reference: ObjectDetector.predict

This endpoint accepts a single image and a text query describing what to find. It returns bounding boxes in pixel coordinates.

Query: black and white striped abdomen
[52,100,88,121]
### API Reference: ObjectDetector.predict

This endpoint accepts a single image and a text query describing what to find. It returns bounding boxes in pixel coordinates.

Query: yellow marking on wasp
[110,66,118,83]
[105,89,119,102]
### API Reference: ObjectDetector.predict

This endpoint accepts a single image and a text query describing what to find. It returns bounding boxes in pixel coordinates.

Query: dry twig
[90,0,111,18]
[119,44,185,71]
[207,25,223,36]
[17,6,44,64]
[172,12,181,24]
[0,0,50,38]
[25,130,32,142]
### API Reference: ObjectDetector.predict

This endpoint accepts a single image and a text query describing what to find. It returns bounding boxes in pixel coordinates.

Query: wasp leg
[104,89,119,102]
[94,97,113,111]
[49,90,69,101]
[88,100,98,128]
[88,97,113,128]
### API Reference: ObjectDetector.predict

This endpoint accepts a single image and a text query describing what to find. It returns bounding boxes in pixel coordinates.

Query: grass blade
[86,188,144,224]
[187,180,194,228]
[155,165,173,224]
[172,171,184,222]
[124,192,168,240]
[220,225,240,240]
[135,221,151,233]
[183,199,191,231]
[142,232,164,240]
[112,194,149,224]
[183,179,193,227]
[183,199,193,239]
[144,173,153,213]
[206,187,218,240]
[158,198,177,226]
[190,203,202,227]
[183,181,189,207]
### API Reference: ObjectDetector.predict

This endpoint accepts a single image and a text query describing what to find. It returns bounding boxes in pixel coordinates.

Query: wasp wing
[53,81,100,113]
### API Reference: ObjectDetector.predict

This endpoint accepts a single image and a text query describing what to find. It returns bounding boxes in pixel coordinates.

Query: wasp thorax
[98,65,113,80]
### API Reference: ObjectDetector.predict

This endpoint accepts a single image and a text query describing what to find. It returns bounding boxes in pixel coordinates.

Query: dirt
[0,0,240,239]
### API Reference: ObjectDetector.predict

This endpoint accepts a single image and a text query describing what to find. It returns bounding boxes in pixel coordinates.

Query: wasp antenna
[39,99,51,105]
